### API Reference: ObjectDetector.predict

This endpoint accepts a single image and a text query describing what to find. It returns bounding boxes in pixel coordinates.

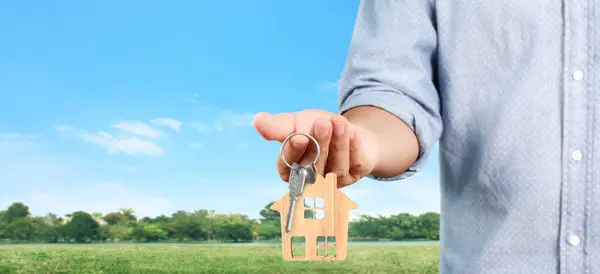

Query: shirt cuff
[339,88,435,181]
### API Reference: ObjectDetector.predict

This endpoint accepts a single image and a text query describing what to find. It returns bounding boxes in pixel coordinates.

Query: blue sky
[0,0,440,220]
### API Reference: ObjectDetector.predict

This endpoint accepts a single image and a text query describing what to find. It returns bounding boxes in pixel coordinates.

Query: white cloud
[0,153,78,188]
[183,95,255,132]
[183,93,218,112]
[0,138,171,218]
[0,133,41,140]
[0,133,41,152]
[188,142,203,149]
[191,111,255,133]
[184,93,200,105]
[0,134,440,221]
[190,121,225,132]
[111,120,160,138]
[190,122,209,132]
[55,125,75,133]
[223,112,254,127]
[55,122,165,157]
[81,131,164,156]
[11,182,173,218]
[150,118,182,133]
[319,81,339,91]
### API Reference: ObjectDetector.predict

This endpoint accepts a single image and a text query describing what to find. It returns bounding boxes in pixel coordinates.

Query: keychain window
[304,197,325,219]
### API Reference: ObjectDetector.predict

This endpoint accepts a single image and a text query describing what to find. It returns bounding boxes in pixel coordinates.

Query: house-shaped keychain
[270,170,358,260]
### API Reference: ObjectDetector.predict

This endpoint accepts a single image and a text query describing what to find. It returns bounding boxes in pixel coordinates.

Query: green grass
[0,244,440,273]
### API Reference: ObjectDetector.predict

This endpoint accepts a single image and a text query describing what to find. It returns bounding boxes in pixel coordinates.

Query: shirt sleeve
[338,0,442,181]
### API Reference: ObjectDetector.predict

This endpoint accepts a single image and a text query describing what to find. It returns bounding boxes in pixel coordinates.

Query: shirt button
[573,70,584,80]
[567,234,581,246]
[572,150,583,161]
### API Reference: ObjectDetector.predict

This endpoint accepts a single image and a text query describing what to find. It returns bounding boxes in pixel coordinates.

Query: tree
[153,215,171,224]
[139,217,153,224]
[0,200,442,244]
[4,218,35,241]
[29,217,61,243]
[98,225,113,242]
[418,212,440,240]
[257,221,280,240]
[129,224,168,242]
[107,225,129,241]
[259,202,279,223]
[119,208,137,222]
[169,211,209,241]
[4,202,30,223]
[62,211,100,243]
[0,210,6,239]
[103,212,123,225]
[43,213,61,226]
[304,209,315,219]
[388,213,420,239]
[217,223,253,242]
[350,214,386,239]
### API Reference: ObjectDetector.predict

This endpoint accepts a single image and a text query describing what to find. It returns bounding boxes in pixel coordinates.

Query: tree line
[0,201,439,243]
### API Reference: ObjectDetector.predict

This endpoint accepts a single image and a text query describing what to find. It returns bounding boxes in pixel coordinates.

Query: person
[253,1,597,273]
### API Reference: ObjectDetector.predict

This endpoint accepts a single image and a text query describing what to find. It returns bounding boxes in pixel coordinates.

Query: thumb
[252,112,296,142]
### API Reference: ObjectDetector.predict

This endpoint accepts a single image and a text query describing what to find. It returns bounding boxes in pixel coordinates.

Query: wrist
[342,106,419,179]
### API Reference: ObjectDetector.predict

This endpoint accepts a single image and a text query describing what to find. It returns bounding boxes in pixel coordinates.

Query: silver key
[286,162,307,233]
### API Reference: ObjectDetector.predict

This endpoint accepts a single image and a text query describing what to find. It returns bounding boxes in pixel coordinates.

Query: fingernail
[333,122,345,136]
[251,112,263,126]
[314,120,328,138]
[291,136,307,149]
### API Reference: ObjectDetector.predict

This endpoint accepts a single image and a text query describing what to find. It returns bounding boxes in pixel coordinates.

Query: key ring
[280,132,320,169]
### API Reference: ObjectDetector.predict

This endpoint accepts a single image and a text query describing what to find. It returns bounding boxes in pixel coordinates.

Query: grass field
[0,244,440,273]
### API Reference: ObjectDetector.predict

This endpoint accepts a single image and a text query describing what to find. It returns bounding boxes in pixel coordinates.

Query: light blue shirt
[338,1,597,273]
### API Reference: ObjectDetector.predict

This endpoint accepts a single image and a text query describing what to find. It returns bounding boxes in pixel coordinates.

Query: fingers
[277,134,309,182]
[256,112,301,181]
[257,110,368,186]
[252,112,296,142]
[326,115,351,187]
[347,127,371,187]
[302,117,332,175]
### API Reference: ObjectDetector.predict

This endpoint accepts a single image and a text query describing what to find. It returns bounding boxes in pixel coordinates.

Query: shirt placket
[561,1,589,274]
[587,0,599,273]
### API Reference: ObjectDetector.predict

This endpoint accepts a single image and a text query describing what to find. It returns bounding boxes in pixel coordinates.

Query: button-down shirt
[338,1,597,273]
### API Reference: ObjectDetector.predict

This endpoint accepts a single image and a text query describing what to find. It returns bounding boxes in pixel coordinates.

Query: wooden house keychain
[270,132,358,261]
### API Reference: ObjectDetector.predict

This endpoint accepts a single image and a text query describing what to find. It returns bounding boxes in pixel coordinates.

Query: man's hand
[252,109,380,188]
